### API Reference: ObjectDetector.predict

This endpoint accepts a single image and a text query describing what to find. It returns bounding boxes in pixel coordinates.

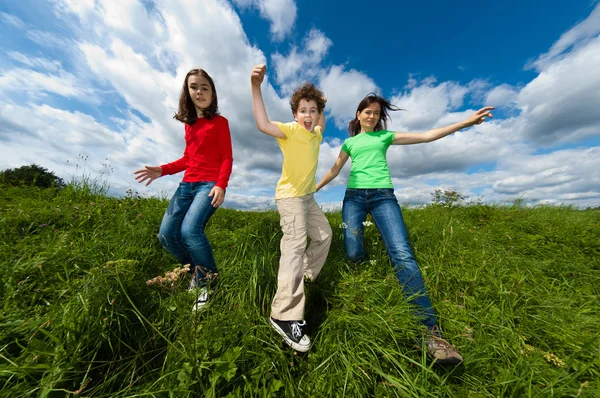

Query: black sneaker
[269,318,312,352]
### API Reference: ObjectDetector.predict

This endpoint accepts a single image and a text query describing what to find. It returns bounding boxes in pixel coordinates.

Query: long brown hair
[348,93,403,136]
[173,69,218,124]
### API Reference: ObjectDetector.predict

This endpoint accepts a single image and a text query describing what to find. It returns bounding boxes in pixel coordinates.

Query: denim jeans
[342,188,437,329]
[158,182,218,284]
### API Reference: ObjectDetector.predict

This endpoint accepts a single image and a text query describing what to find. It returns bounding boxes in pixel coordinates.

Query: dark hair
[174,69,218,124]
[348,93,403,136]
[290,83,326,115]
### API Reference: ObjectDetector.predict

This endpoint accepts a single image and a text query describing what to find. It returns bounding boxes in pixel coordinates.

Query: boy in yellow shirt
[250,64,332,352]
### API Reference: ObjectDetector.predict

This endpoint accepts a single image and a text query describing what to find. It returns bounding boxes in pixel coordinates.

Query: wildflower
[369,260,376,265]
[40,224,47,228]
[339,222,348,229]
[520,343,536,356]
[147,264,191,287]
[544,352,565,367]
[362,221,373,227]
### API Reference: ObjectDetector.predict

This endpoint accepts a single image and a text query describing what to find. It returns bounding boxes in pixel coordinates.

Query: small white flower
[362,221,373,227]
[370,260,377,265]
[339,222,348,229]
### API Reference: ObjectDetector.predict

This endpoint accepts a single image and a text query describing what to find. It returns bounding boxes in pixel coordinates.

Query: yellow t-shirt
[274,121,322,199]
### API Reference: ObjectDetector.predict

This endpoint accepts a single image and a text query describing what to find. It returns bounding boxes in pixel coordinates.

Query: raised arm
[316,149,350,191]
[392,106,494,145]
[250,64,286,139]
[317,95,327,132]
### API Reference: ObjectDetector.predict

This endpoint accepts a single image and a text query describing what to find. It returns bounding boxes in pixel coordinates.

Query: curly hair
[173,69,219,124]
[348,93,403,136]
[289,83,326,115]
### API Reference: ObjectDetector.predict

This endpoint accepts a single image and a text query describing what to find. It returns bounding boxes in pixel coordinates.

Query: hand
[208,186,225,207]
[134,166,162,186]
[251,64,266,86]
[465,106,494,127]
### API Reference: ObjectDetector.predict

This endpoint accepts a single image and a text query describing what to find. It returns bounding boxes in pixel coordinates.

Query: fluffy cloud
[515,36,600,146]
[233,0,297,41]
[319,66,378,130]
[271,29,332,94]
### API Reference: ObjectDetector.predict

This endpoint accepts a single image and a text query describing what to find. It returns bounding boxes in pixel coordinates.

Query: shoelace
[291,321,306,339]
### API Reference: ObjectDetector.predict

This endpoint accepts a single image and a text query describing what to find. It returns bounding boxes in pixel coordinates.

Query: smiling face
[187,74,213,114]
[356,102,381,133]
[294,98,320,132]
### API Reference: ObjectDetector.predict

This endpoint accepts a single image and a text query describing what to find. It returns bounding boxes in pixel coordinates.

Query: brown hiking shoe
[424,326,463,365]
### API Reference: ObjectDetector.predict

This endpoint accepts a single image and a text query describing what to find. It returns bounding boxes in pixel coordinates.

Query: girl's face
[357,102,381,132]
[188,74,213,111]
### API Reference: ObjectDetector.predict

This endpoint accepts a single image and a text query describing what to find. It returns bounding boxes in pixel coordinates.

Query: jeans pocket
[344,188,359,201]
[377,188,396,198]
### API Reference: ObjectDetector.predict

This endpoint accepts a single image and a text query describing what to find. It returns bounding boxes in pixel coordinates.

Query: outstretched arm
[392,106,494,145]
[251,64,286,139]
[316,149,350,191]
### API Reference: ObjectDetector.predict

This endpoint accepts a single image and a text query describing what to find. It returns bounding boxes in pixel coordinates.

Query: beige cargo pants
[271,194,332,321]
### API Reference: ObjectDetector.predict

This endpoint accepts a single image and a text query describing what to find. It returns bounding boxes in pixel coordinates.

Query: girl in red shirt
[135,69,233,311]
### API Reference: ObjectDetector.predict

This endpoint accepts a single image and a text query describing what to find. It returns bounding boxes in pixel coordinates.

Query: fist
[251,64,267,86]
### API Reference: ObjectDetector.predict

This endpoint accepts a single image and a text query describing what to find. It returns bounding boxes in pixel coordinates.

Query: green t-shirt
[341,130,395,188]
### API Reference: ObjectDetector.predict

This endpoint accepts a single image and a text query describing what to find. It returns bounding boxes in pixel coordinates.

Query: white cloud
[319,66,378,130]
[7,52,63,72]
[515,35,600,145]
[233,0,297,41]
[0,68,91,101]
[0,12,25,28]
[486,84,518,109]
[527,3,600,71]
[389,78,468,131]
[271,28,332,94]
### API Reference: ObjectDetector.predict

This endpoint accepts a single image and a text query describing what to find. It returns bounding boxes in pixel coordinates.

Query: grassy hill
[0,184,598,397]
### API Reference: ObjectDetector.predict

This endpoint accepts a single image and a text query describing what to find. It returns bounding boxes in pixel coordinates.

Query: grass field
[1,183,598,397]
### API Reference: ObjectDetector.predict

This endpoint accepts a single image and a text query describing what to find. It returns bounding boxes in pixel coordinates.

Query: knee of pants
[389,250,419,272]
[281,234,307,252]
[157,230,172,248]
[180,227,206,246]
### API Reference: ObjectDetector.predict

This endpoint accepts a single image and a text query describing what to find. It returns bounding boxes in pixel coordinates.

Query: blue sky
[1,0,599,209]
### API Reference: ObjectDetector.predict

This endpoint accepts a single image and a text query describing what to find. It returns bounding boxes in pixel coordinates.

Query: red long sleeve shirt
[160,115,233,190]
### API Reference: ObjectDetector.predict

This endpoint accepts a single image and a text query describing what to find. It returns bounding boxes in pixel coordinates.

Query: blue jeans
[342,188,437,329]
[158,182,218,284]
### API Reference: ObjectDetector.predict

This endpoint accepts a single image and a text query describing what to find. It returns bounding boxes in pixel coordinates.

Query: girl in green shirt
[317,94,493,365]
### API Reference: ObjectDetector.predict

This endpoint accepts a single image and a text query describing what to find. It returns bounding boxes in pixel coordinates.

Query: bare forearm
[422,120,470,142]
[317,169,339,191]
[251,85,270,132]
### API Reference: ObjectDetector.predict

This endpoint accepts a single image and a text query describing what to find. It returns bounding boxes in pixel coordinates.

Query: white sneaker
[190,286,208,312]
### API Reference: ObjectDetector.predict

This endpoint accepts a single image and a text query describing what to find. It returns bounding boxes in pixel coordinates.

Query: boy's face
[294,99,320,132]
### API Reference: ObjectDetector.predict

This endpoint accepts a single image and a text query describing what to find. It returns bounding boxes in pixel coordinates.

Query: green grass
[0,184,598,397]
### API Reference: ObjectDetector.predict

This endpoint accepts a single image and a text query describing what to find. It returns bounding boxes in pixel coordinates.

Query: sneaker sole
[269,318,311,352]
